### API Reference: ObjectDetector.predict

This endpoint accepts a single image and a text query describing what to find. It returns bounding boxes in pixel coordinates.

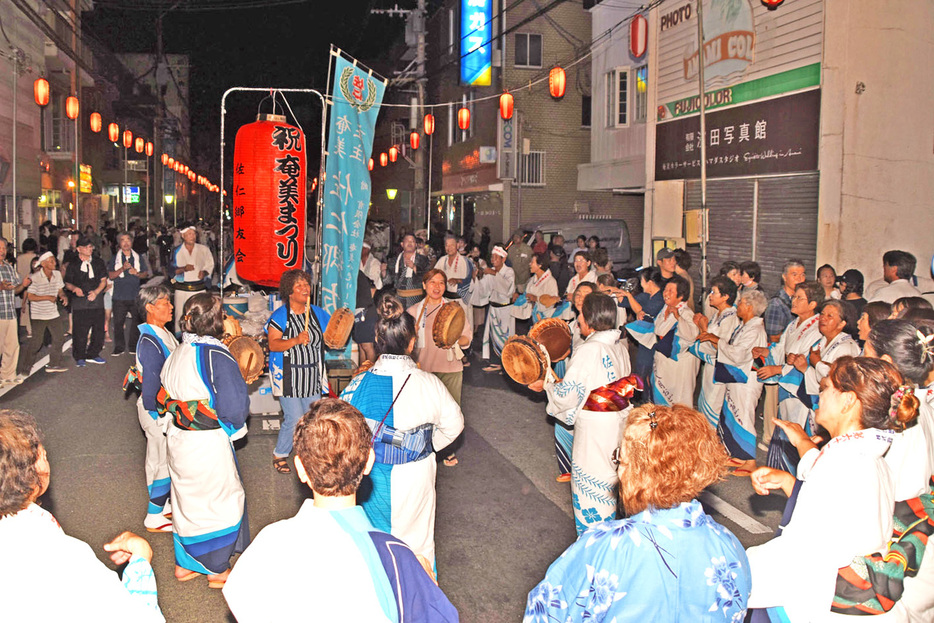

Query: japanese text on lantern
[233,161,247,262]
[272,125,303,268]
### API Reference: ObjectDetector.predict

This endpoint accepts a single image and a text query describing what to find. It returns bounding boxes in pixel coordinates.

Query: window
[514,33,542,68]
[581,95,592,128]
[520,150,546,186]
[634,65,648,123]
[605,68,629,127]
[44,95,75,153]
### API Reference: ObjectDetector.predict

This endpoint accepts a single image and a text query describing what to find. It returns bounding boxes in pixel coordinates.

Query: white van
[519,218,638,272]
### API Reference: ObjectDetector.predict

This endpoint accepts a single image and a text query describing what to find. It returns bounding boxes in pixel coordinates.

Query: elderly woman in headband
[524,403,751,621]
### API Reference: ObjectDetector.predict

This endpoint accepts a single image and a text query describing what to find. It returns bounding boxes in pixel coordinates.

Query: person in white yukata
[223,399,458,623]
[528,292,631,534]
[170,225,214,325]
[0,409,165,623]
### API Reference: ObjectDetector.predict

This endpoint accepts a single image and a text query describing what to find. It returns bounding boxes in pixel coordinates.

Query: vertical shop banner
[321,52,386,327]
[460,0,492,86]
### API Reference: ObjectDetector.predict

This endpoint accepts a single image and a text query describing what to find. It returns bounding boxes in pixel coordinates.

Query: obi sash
[370,421,435,465]
[157,386,225,433]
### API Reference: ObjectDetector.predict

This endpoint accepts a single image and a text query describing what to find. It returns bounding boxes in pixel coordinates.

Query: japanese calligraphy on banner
[655,89,820,181]
[320,52,386,327]
[232,117,306,287]
[460,0,492,86]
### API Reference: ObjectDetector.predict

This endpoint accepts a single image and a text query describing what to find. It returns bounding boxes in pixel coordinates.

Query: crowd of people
[2,222,933,621]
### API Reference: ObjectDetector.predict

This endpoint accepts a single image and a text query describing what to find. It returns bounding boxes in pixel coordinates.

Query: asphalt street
[2,341,785,622]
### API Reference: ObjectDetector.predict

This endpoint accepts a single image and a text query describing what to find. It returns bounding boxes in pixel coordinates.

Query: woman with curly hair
[524,404,751,622]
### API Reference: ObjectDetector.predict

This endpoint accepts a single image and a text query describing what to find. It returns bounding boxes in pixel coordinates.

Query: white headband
[180,226,195,234]
[492,245,507,258]
[37,251,54,263]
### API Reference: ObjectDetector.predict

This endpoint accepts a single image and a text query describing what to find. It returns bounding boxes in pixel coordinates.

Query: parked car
[519,218,639,273]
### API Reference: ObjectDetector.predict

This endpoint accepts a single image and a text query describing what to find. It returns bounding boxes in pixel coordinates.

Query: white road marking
[699,490,773,534]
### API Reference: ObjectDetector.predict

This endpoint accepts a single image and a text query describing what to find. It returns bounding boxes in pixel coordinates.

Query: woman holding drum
[265,269,330,474]
[407,269,472,467]
[158,293,250,588]
[527,292,632,534]
[341,295,464,575]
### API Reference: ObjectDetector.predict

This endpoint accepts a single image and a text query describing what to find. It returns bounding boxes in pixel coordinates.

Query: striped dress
[266,304,329,398]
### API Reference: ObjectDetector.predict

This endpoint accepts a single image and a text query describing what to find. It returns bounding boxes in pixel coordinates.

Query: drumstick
[304,298,310,333]
[247,352,254,372]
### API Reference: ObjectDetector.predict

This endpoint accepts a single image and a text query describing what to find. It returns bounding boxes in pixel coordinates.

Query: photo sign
[655,89,820,181]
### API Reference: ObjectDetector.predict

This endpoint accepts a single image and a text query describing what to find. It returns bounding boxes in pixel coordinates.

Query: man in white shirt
[18,252,68,373]
[170,225,214,324]
[223,398,457,623]
[434,235,468,298]
[869,250,923,303]
[360,242,384,290]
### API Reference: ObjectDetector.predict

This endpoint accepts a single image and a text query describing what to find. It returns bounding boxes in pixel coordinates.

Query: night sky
[84,0,412,179]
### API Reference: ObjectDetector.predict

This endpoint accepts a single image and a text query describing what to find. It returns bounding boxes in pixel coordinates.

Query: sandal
[175,567,202,582]
[731,467,755,477]
[207,569,231,589]
[273,457,291,474]
[482,364,502,373]
[556,473,571,483]
[443,455,458,467]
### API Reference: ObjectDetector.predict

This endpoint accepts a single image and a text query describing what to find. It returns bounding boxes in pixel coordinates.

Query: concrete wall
[817,0,934,284]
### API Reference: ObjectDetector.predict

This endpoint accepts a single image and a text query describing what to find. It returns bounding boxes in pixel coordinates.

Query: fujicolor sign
[460,0,492,86]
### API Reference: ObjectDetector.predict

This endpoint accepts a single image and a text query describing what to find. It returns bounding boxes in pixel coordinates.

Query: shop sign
[79,163,93,194]
[497,115,516,180]
[655,89,820,180]
[461,0,492,86]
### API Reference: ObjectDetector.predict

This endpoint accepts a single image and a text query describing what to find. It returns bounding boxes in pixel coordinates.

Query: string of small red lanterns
[32,77,219,193]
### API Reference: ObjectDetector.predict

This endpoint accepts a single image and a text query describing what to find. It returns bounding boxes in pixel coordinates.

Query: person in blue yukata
[524,403,751,623]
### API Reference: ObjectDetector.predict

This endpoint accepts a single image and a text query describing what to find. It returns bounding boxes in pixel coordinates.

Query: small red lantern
[34,78,50,107]
[761,0,784,9]
[123,130,133,149]
[188,171,196,182]
[424,113,435,136]
[457,107,470,131]
[168,157,175,168]
[380,152,388,167]
[410,131,419,150]
[135,137,144,153]
[146,142,154,157]
[389,146,399,163]
[173,162,180,172]
[89,112,102,133]
[108,123,119,143]
[182,164,189,175]
[499,92,514,120]
[162,153,169,165]
[630,14,648,59]
[233,117,308,286]
[368,158,374,171]
[549,66,567,99]
[65,96,79,120]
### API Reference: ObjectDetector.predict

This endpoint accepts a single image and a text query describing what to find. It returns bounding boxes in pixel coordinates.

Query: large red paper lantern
[761,0,784,9]
[232,117,307,287]
[65,96,79,120]
[457,107,470,130]
[89,112,102,133]
[410,131,419,150]
[549,66,566,99]
[135,137,144,153]
[108,123,119,143]
[424,114,435,136]
[146,142,154,157]
[630,14,648,58]
[34,78,50,107]
[499,92,514,120]
[123,130,133,149]
[380,152,388,167]
[389,146,399,163]
[368,158,374,171]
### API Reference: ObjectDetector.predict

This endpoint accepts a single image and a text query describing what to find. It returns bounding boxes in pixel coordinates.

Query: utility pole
[372,2,427,232]
[155,13,164,225]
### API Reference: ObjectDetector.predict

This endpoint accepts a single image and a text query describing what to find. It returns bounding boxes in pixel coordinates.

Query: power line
[94,0,313,11]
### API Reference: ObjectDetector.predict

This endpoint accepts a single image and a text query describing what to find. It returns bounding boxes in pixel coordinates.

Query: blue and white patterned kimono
[688,307,739,428]
[627,302,699,407]
[524,500,751,623]
[544,329,631,535]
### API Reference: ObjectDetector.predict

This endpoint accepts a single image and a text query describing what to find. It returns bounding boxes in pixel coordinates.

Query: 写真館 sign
[655,89,820,181]
[461,0,492,86]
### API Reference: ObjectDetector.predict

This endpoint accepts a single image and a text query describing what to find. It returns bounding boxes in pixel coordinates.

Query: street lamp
[386,188,398,200]
[165,194,176,227]
[65,95,79,230]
